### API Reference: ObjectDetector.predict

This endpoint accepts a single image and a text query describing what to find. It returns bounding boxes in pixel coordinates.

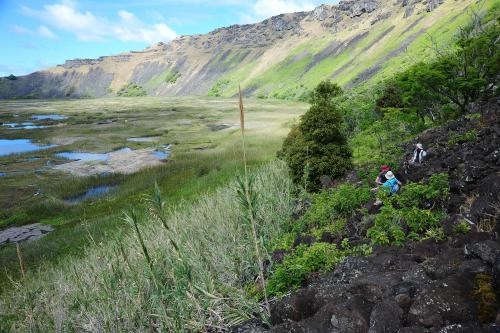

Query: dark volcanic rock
[339,0,379,18]
[368,300,403,332]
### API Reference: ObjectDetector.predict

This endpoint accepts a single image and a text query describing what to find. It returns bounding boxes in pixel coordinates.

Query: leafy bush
[266,240,373,297]
[309,219,346,239]
[395,173,450,208]
[448,129,478,145]
[454,220,471,235]
[367,174,450,246]
[271,232,296,251]
[6,74,17,81]
[266,243,344,296]
[117,82,147,97]
[298,184,371,231]
[339,91,378,135]
[208,79,230,97]
[165,71,181,84]
[279,80,352,191]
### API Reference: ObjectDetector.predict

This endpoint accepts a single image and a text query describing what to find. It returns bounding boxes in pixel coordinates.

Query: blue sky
[0,0,332,76]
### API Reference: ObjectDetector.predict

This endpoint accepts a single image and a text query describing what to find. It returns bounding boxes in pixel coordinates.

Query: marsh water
[2,122,48,129]
[65,185,116,204]
[127,137,159,142]
[0,139,56,157]
[152,150,170,159]
[56,151,109,161]
[32,115,68,120]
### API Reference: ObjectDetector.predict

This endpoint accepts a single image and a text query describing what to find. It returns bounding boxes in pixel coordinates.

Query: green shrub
[117,82,147,97]
[448,129,478,145]
[266,243,344,296]
[279,80,352,191]
[367,174,450,246]
[270,232,296,251]
[266,240,373,297]
[309,219,346,239]
[297,184,371,232]
[395,173,450,208]
[385,17,499,119]
[208,79,230,97]
[454,220,471,235]
[165,71,181,84]
[422,227,446,242]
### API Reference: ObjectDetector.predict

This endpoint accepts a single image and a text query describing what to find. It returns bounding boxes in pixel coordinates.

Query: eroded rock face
[339,0,379,17]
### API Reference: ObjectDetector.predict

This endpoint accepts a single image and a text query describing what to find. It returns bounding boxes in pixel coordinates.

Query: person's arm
[375,175,383,185]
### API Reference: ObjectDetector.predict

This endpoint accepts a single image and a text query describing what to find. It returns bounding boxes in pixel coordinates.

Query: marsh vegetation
[0,96,306,290]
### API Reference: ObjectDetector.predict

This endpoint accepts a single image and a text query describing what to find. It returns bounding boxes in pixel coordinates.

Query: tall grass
[237,86,270,316]
[0,161,294,331]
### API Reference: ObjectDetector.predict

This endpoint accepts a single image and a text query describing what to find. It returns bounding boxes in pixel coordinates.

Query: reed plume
[238,85,270,316]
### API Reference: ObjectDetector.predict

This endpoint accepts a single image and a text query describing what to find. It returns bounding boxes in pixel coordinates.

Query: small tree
[279,80,352,191]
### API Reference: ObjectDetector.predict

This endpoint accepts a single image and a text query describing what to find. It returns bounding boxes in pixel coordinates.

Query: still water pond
[65,185,115,204]
[32,115,68,120]
[0,139,56,157]
[2,122,48,130]
[56,151,109,161]
[127,137,158,142]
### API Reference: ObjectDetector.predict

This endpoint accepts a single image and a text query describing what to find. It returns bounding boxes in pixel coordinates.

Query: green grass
[145,69,182,91]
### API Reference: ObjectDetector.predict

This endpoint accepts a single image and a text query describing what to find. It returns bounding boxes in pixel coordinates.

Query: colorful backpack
[383,178,399,194]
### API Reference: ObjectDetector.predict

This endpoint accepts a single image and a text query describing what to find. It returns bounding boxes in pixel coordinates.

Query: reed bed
[0,160,294,332]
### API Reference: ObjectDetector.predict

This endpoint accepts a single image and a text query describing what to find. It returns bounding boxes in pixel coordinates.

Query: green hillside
[215,0,498,99]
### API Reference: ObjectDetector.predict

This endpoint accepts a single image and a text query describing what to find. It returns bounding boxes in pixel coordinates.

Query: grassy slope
[213,0,496,98]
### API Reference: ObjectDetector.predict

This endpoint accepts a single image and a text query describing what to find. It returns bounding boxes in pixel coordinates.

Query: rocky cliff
[0,0,493,99]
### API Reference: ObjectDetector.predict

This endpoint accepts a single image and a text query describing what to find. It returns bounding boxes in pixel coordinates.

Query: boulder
[465,240,500,265]
[329,296,372,333]
[270,288,322,325]
[368,300,403,332]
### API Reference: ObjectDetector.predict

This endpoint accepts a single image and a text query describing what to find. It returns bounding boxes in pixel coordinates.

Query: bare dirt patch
[53,148,168,176]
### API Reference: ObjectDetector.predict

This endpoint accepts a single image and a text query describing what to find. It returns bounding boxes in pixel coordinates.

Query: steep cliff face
[0,0,493,99]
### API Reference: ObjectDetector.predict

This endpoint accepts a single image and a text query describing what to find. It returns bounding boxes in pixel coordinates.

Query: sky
[0,0,333,76]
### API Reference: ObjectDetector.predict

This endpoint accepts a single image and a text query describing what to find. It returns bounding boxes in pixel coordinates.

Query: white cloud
[12,24,59,40]
[12,25,32,34]
[239,0,317,24]
[20,1,178,43]
[37,25,58,39]
[254,0,315,18]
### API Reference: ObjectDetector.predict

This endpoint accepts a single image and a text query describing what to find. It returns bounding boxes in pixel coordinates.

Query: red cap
[381,165,391,171]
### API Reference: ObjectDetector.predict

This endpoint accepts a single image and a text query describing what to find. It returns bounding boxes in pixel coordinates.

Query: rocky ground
[0,223,54,246]
[232,102,500,332]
